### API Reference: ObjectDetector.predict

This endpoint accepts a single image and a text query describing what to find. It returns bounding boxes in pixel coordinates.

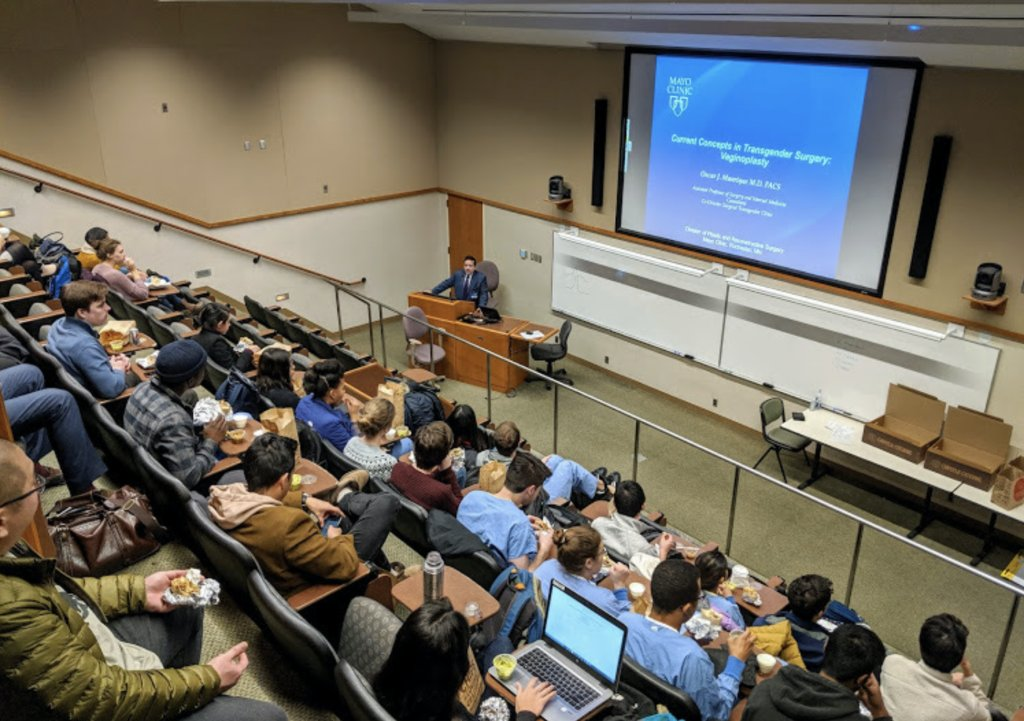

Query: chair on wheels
[476,259,500,309]
[526,319,573,389]
[753,397,810,484]
[402,306,445,377]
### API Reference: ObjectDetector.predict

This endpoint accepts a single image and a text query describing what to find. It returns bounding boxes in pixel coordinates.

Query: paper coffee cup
[628,582,646,599]
[756,653,776,675]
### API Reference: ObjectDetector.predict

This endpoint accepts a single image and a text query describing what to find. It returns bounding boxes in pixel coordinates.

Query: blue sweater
[47,317,127,399]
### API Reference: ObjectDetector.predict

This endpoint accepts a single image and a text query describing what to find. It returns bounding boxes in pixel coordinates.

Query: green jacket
[0,552,222,721]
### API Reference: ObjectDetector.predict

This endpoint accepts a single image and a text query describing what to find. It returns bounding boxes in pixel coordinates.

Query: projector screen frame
[615,46,924,297]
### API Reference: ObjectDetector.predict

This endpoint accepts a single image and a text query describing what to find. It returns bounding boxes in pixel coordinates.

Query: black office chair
[335,658,398,721]
[621,658,702,721]
[753,397,811,484]
[526,319,573,389]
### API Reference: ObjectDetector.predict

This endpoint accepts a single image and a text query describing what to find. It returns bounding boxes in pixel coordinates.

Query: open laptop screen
[544,581,627,687]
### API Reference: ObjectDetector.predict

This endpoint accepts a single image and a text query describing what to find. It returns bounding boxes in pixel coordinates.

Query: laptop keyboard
[518,648,601,710]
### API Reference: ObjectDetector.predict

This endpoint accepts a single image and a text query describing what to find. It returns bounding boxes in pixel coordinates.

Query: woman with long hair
[254,347,299,409]
[374,599,554,721]
[533,525,632,616]
[194,302,256,371]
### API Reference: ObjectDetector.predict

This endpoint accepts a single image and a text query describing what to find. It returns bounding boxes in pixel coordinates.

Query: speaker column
[908,135,953,279]
[591,99,608,208]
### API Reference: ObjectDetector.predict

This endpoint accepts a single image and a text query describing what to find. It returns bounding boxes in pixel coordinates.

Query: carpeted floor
[35,316,1023,718]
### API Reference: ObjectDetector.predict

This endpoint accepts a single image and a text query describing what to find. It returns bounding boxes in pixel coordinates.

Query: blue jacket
[46,317,127,398]
[296,395,355,452]
[431,269,489,307]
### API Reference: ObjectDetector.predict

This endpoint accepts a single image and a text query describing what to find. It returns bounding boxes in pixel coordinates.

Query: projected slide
[618,51,920,295]
[646,58,866,278]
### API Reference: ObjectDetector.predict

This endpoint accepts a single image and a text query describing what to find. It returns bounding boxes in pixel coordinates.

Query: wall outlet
[258,139,268,150]
[712,398,718,407]
[530,252,542,263]
[195,268,212,279]
[243,140,251,151]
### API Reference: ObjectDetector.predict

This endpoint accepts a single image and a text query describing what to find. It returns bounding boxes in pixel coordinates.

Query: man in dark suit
[431,255,489,308]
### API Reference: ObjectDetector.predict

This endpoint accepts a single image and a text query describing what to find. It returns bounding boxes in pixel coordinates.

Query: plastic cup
[757,653,776,675]
[493,653,517,681]
[628,582,646,600]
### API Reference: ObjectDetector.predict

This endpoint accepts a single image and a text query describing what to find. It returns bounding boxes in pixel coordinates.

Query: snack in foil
[163,568,221,607]
[193,397,227,425]
[477,697,511,721]
[685,614,717,642]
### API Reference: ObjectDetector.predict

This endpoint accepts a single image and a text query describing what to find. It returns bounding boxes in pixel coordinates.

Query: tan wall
[0,0,437,222]
[437,42,1024,336]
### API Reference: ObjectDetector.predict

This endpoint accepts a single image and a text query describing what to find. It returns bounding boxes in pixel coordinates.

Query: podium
[407,293,556,393]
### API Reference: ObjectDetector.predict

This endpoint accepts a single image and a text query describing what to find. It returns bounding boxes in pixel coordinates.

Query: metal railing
[3,164,1021,700]
[335,282,1023,699]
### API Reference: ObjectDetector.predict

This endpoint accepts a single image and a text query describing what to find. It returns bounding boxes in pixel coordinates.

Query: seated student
[296,359,362,451]
[0,227,55,282]
[533,526,632,617]
[254,347,300,409]
[77,226,107,275]
[476,420,609,505]
[457,452,555,571]
[694,550,745,632]
[195,303,257,372]
[125,340,226,490]
[430,255,490,309]
[91,238,150,302]
[446,403,489,469]
[208,433,399,595]
[47,280,136,399]
[592,480,675,578]
[754,574,833,673]
[390,421,464,515]
[0,440,287,721]
[881,613,996,721]
[742,624,891,721]
[343,398,414,486]
[0,359,106,494]
[374,598,555,721]
[620,559,755,721]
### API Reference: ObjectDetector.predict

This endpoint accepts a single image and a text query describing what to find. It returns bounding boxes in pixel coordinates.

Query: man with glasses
[0,440,286,721]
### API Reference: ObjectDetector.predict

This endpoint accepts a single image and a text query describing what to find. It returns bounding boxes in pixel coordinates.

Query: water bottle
[811,389,822,411]
[423,551,445,602]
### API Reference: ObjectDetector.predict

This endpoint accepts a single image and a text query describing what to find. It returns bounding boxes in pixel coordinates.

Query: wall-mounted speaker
[591,98,608,208]
[908,135,953,279]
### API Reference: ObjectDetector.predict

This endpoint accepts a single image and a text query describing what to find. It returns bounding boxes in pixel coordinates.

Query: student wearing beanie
[125,340,227,489]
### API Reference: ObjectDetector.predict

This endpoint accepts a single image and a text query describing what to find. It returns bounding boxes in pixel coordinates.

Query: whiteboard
[551,232,728,365]
[719,280,1000,420]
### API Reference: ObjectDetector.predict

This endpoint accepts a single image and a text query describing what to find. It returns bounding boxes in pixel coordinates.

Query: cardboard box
[861,384,945,463]
[924,407,1013,490]
[991,457,1024,511]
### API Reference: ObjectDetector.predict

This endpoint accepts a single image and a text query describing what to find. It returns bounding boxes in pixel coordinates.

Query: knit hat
[156,339,207,384]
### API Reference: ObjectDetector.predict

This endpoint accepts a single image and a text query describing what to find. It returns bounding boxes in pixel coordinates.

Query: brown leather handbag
[47,486,168,577]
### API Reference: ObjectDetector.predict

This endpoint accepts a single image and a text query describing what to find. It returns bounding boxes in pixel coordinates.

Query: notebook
[489,580,627,721]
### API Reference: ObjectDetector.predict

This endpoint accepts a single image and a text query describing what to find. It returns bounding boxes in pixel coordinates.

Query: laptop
[489,580,627,721]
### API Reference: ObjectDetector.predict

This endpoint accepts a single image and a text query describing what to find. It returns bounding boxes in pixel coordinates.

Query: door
[447,195,483,273]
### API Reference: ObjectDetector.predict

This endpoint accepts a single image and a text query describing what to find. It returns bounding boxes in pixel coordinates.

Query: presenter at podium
[431,255,489,308]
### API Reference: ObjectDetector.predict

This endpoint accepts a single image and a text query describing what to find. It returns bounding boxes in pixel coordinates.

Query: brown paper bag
[260,407,301,463]
[376,381,407,431]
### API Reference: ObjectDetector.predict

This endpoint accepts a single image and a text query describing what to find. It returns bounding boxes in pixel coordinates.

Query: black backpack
[403,381,444,433]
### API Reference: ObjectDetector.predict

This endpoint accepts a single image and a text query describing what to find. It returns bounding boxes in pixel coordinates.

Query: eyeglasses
[0,479,45,509]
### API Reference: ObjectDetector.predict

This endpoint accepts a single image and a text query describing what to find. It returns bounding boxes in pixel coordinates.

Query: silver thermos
[423,551,445,602]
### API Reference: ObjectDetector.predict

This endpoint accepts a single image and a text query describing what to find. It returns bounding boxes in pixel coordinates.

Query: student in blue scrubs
[533,525,632,617]
[619,560,754,721]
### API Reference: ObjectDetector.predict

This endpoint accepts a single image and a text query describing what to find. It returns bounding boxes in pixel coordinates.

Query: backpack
[45,256,73,300]
[482,565,544,646]
[31,232,81,277]
[215,369,265,417]
[403,380,444,433]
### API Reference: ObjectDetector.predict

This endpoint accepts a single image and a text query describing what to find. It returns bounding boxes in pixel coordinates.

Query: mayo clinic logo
[667,76,693,116]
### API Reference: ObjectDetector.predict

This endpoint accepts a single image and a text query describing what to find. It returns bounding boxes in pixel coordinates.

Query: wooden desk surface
[343,362,390,402]
[218,419,265,456]
[287,563,371,611]
[104,332,157,356]
[392,566,499,627]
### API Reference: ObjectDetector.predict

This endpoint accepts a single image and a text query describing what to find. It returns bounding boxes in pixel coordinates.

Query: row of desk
[783,408,1024,565]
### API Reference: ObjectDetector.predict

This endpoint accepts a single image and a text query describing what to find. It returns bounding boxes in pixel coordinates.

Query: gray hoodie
[742,665,892,721]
